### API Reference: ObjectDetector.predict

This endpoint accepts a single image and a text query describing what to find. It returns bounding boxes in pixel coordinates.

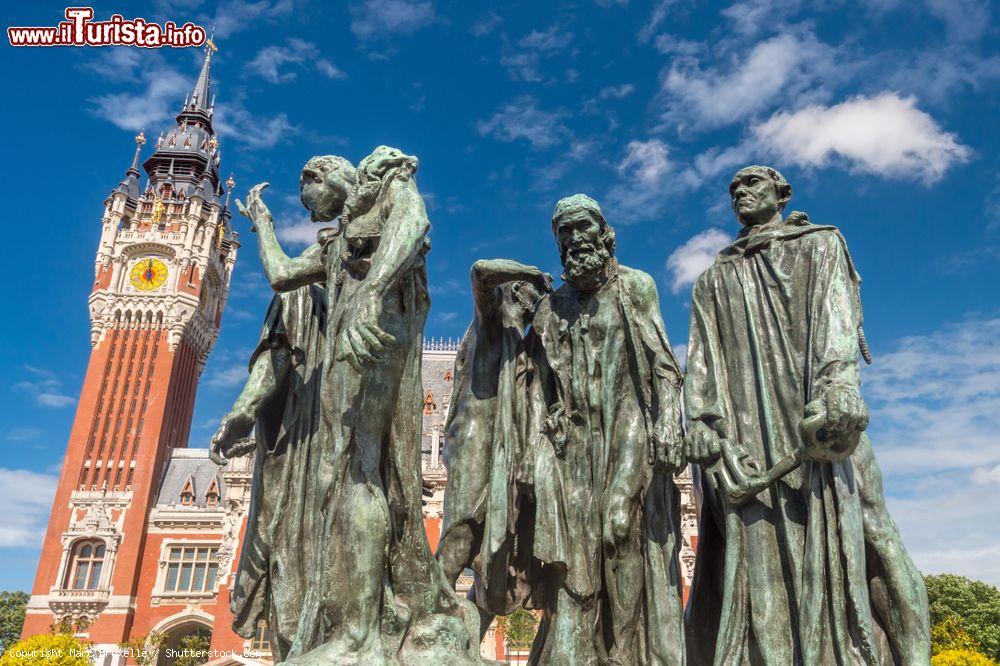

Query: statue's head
[300,155,357,222]
[729,165,791,227]
[343,145,420,219]
[551,194,617,291]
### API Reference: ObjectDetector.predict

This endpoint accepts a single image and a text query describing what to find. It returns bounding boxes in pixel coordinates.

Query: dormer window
[423,391,436,415]
[205,477,221,507]
[180,476,195,506]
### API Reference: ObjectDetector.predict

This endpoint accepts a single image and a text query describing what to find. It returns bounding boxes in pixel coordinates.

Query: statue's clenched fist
[685,421,721,464]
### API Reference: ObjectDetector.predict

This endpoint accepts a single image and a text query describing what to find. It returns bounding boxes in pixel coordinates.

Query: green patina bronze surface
[438,195,688,664]
[211,147,481,665]
[683,166,931,665]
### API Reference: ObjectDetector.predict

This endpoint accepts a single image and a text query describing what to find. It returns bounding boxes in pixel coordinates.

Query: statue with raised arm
[210,154,355,663]
[683,165,930,665]
[442,195,688,664]
[215,147,481,664]
[436,259,551,624]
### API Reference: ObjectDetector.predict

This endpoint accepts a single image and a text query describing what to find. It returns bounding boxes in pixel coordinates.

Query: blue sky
[0,0,997,592]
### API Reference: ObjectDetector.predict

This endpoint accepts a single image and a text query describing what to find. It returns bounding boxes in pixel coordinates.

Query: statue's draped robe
[527,267,686,665]
[684,220,928,665]
[230,283,328,660]
[284,169,476,663]
[442,285,536,615]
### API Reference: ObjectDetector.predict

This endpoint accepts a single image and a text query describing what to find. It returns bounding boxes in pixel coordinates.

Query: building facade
[22,48,698,665]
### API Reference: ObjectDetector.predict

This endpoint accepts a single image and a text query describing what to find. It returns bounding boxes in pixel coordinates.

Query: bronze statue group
[210,147,932,665]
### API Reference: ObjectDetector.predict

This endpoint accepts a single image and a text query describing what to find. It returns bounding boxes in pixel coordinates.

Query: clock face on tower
[130,258,169,291]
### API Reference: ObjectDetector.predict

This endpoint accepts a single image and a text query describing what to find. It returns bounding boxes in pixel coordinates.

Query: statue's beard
[561,242,611,291]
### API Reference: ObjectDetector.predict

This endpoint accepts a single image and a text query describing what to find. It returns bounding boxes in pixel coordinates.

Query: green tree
[500,607,538,652]
[927,574,1000,661]
[0,592,28,656]
[174,628,212,666]
[119,631,166,666]
[933,616,981,655]
[0,632,91,666]
[930,648,997,666]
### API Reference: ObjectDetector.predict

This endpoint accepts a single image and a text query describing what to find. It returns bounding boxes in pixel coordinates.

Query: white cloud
[753,93,972,183]
[0,468,58,548]
[199,0,292,39]
[659,30,839,132]
[518,25,572,51]
[90,64,189,131]
[3,427,42,442]
[205,363,250,389]
[600,84,635,99]
[15,366,76,409]
[971,464,1000,485]
[605,139,676,223]
[247,39,345,84]
[665,228,731,293]
[214,98,299,150]
[350,0,435,40]
[500,25,573,82]
[275,215,336,247]
[672,343,688,371]
[864,317,1000,475]
[477,96,569,149]
[721,0,803,36]
[638,0,679,44]
[470,11,502,37]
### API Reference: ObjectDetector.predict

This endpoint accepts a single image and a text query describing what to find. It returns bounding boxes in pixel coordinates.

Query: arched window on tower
[66,540,106,590]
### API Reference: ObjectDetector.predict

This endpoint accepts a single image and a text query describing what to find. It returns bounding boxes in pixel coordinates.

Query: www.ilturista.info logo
[8,7,207,48]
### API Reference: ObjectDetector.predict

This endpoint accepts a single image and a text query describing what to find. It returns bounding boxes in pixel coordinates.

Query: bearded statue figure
[221,146,481,665]
[439,194,688,665]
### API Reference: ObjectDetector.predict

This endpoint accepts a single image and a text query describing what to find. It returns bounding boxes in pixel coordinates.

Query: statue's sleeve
[684,275,729,438]
[806,231,863,401]
[364,176,430,297]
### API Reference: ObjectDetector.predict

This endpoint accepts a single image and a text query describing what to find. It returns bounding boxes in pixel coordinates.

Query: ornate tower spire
[143,40,221,199]
[114,131,145,200]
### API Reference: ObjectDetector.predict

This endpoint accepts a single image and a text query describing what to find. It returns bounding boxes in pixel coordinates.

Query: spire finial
[224,174,235,208]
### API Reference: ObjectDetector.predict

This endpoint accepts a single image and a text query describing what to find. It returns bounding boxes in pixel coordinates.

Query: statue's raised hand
[336,296,396,371]
[235,182,273,232]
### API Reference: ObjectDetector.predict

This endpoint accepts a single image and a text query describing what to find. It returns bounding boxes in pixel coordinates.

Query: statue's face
[300,162,353,222]
[554,209,610,290]
[730,169,780,226]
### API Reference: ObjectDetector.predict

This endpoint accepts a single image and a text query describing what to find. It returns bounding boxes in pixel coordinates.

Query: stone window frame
[152,539,222,603]
[64,538,108,591]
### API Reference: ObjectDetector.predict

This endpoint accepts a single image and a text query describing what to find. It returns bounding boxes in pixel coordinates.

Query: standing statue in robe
[213,147,481,665]
[683,165,931,665]
[441,195,688,665]
[436,259,552,631]
[210,154,356,662]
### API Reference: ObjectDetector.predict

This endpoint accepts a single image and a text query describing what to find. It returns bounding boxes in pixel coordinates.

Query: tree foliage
[119,631,166,666]
[0,632,91,666]
[0,592,28,656]
[499,607,538,651]
[174,628,212,666]
[927,574,1000,661]
[930,649,997,666]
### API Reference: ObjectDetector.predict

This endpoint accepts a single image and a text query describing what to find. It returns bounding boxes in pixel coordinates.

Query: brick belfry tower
[22,45,239,646]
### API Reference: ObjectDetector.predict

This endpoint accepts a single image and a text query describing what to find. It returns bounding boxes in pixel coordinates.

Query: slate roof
[156,448,226,508]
